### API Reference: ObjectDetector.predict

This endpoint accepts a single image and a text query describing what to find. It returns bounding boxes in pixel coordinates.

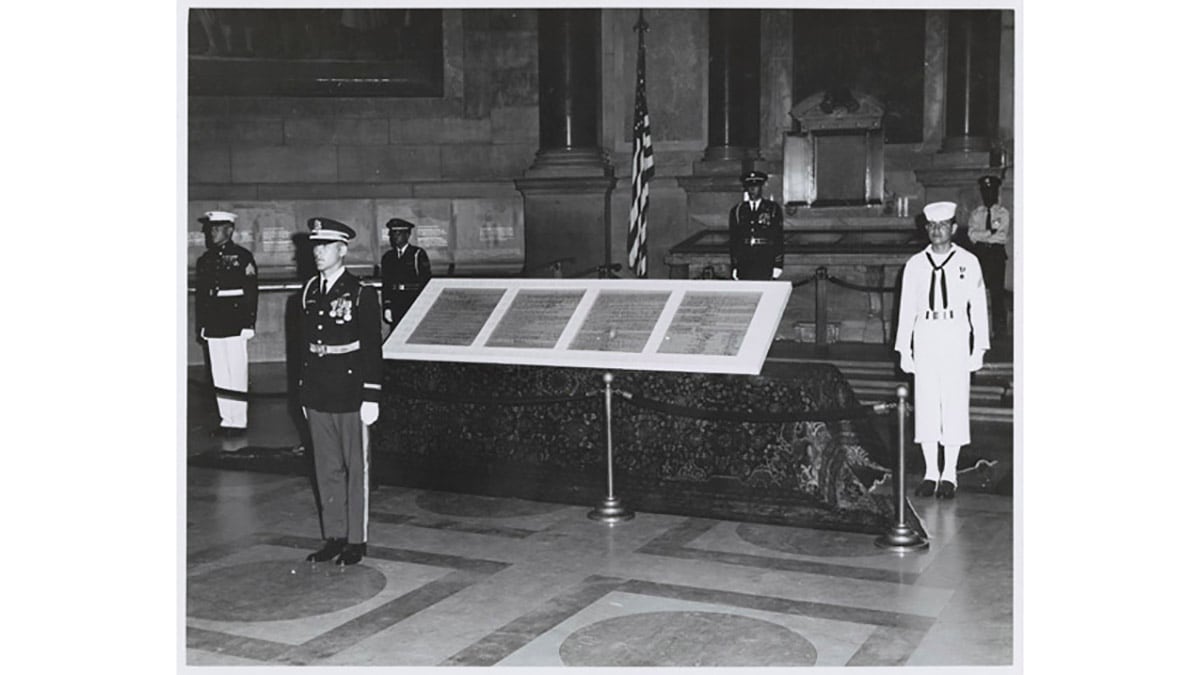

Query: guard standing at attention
[894,202,989,500]
[380,217,432,326]
[967,175,1011,340]
[194,210,258,438]
[728,170,784,281]
[300,217,382,566]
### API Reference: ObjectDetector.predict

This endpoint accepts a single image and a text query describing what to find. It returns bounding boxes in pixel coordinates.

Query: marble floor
[185,467,1014,668]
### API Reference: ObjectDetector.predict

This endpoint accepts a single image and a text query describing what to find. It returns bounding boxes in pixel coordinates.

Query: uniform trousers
[912,316,971,446]
[307,409,370,544]
[206,334,248,429]
[975,244,1008,337]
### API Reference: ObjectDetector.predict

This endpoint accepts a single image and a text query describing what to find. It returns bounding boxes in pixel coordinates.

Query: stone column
[517,9,615,278]
[941,9,1002,153]
[528,9,606,171]
[703,9,761,162]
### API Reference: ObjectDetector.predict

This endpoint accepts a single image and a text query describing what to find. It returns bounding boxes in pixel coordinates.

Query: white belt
[922,310,956,320]
[392,284,423,291]
[215,288,245,297]
[309,340,360,356]
[745,237,770,246]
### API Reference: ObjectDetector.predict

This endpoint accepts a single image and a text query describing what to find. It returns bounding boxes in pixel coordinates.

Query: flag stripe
[627,21,653,279]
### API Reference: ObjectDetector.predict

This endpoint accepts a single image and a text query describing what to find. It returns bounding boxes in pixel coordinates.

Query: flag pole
[626,9,654,279]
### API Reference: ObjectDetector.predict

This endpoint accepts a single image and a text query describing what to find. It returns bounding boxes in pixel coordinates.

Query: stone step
[768,355,1013,377]
[763,355,1013,423]
[847,379,1011,401]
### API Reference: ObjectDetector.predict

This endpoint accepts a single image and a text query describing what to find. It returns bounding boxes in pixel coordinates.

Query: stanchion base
[874,525,930,552]
[587,496,634,523]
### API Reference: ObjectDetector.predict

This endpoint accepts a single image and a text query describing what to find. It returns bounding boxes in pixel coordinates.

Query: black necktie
[320,278,328,296]
[986,206,994,234]
[925,250,956,311]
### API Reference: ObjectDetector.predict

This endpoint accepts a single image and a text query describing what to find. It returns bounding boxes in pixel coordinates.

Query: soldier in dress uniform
[895,202,990,500]
[967,175,1011,339]
[194,210,258,438]
[728,170,784,281]
[380,217,431,327]
[300,217,382,566]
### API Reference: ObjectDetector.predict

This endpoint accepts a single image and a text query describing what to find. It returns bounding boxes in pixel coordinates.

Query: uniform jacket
[728,199,784,280]
[894,244,990,357]
[380,244,431,324]
[299,269,383,413]
[195,241,258,338]
[967,204,1011,248]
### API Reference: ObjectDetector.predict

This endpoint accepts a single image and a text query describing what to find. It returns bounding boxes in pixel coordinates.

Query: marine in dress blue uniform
[300,217,382,566]
[729,170,785,281]
[194,211,258,436]
[380,217,432,326]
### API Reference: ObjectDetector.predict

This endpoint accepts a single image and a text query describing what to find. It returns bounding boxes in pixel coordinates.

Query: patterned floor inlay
[415,491,567,518]
[185,534,510,665]
[446,574,934,667]
[638,518,922,584]
[735,522,884,557]
[188,559,387,621]
[558,610,819,666]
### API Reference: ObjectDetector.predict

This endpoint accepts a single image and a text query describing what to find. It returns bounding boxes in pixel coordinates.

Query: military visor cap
[385,218,415,231]
[741,170,768,186]
[978,175,1002,190]
[922,201,957,222]
[308,217,356,244]
[201,210,237,225]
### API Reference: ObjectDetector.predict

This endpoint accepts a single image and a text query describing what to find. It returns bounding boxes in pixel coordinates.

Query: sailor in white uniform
[895,201,990,499]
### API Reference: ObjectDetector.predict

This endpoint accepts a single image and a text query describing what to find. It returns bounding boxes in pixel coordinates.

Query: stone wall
[187,9,541,365]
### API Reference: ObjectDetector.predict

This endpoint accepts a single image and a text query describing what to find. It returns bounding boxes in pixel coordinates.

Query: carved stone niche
[783,89,885,208]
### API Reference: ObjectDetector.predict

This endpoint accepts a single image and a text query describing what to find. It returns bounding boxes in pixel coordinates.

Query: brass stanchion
[588,372,634,523]
[875,384,929,552]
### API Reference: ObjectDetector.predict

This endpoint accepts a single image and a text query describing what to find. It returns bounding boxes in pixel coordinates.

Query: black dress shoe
[914,479,937,497]
[936,481,957,499]
[336,543,366,566]
[221,427,247,438]
[306,537,347,562]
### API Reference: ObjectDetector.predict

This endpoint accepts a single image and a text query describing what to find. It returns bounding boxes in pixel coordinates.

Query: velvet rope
[825,275,898,294]
[613,389,882,423]
[391,388,602,407]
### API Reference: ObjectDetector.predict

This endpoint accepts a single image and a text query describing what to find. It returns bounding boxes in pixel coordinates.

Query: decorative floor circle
[735,522,880,557]
[416,491,564,518]
[187,559,386,622]
[559,611,817,667]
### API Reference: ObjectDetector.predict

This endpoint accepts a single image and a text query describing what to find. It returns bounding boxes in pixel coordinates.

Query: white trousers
[206,334,248,429]
[912,317,971,446]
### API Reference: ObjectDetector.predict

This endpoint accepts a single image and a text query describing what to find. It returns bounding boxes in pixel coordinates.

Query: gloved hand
[968,350,985,372]
[731,268,739,280]
[360,401,379,425]
[240,328,255,339]
[899,352,916,374]
[383,308,393,324]
[772,267,783,279]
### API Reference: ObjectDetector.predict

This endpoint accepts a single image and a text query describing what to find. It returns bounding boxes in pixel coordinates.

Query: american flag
[626,13,654,278]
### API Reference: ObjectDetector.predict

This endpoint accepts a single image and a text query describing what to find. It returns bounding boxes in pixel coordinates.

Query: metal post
[875,384,929,552]
[815,266,829,355]
[588,372,634,523]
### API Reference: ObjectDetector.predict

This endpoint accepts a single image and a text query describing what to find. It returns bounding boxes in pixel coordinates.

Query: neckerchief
[925,249,956,310]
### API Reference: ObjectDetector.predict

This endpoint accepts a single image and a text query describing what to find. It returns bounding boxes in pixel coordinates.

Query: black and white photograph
[178,2,1020,669]
[12,0,1200,673]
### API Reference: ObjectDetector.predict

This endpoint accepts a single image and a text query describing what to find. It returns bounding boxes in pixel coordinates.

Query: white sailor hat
[307,217,356,244]
[922,201,957,223]
[202,210,237,225]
